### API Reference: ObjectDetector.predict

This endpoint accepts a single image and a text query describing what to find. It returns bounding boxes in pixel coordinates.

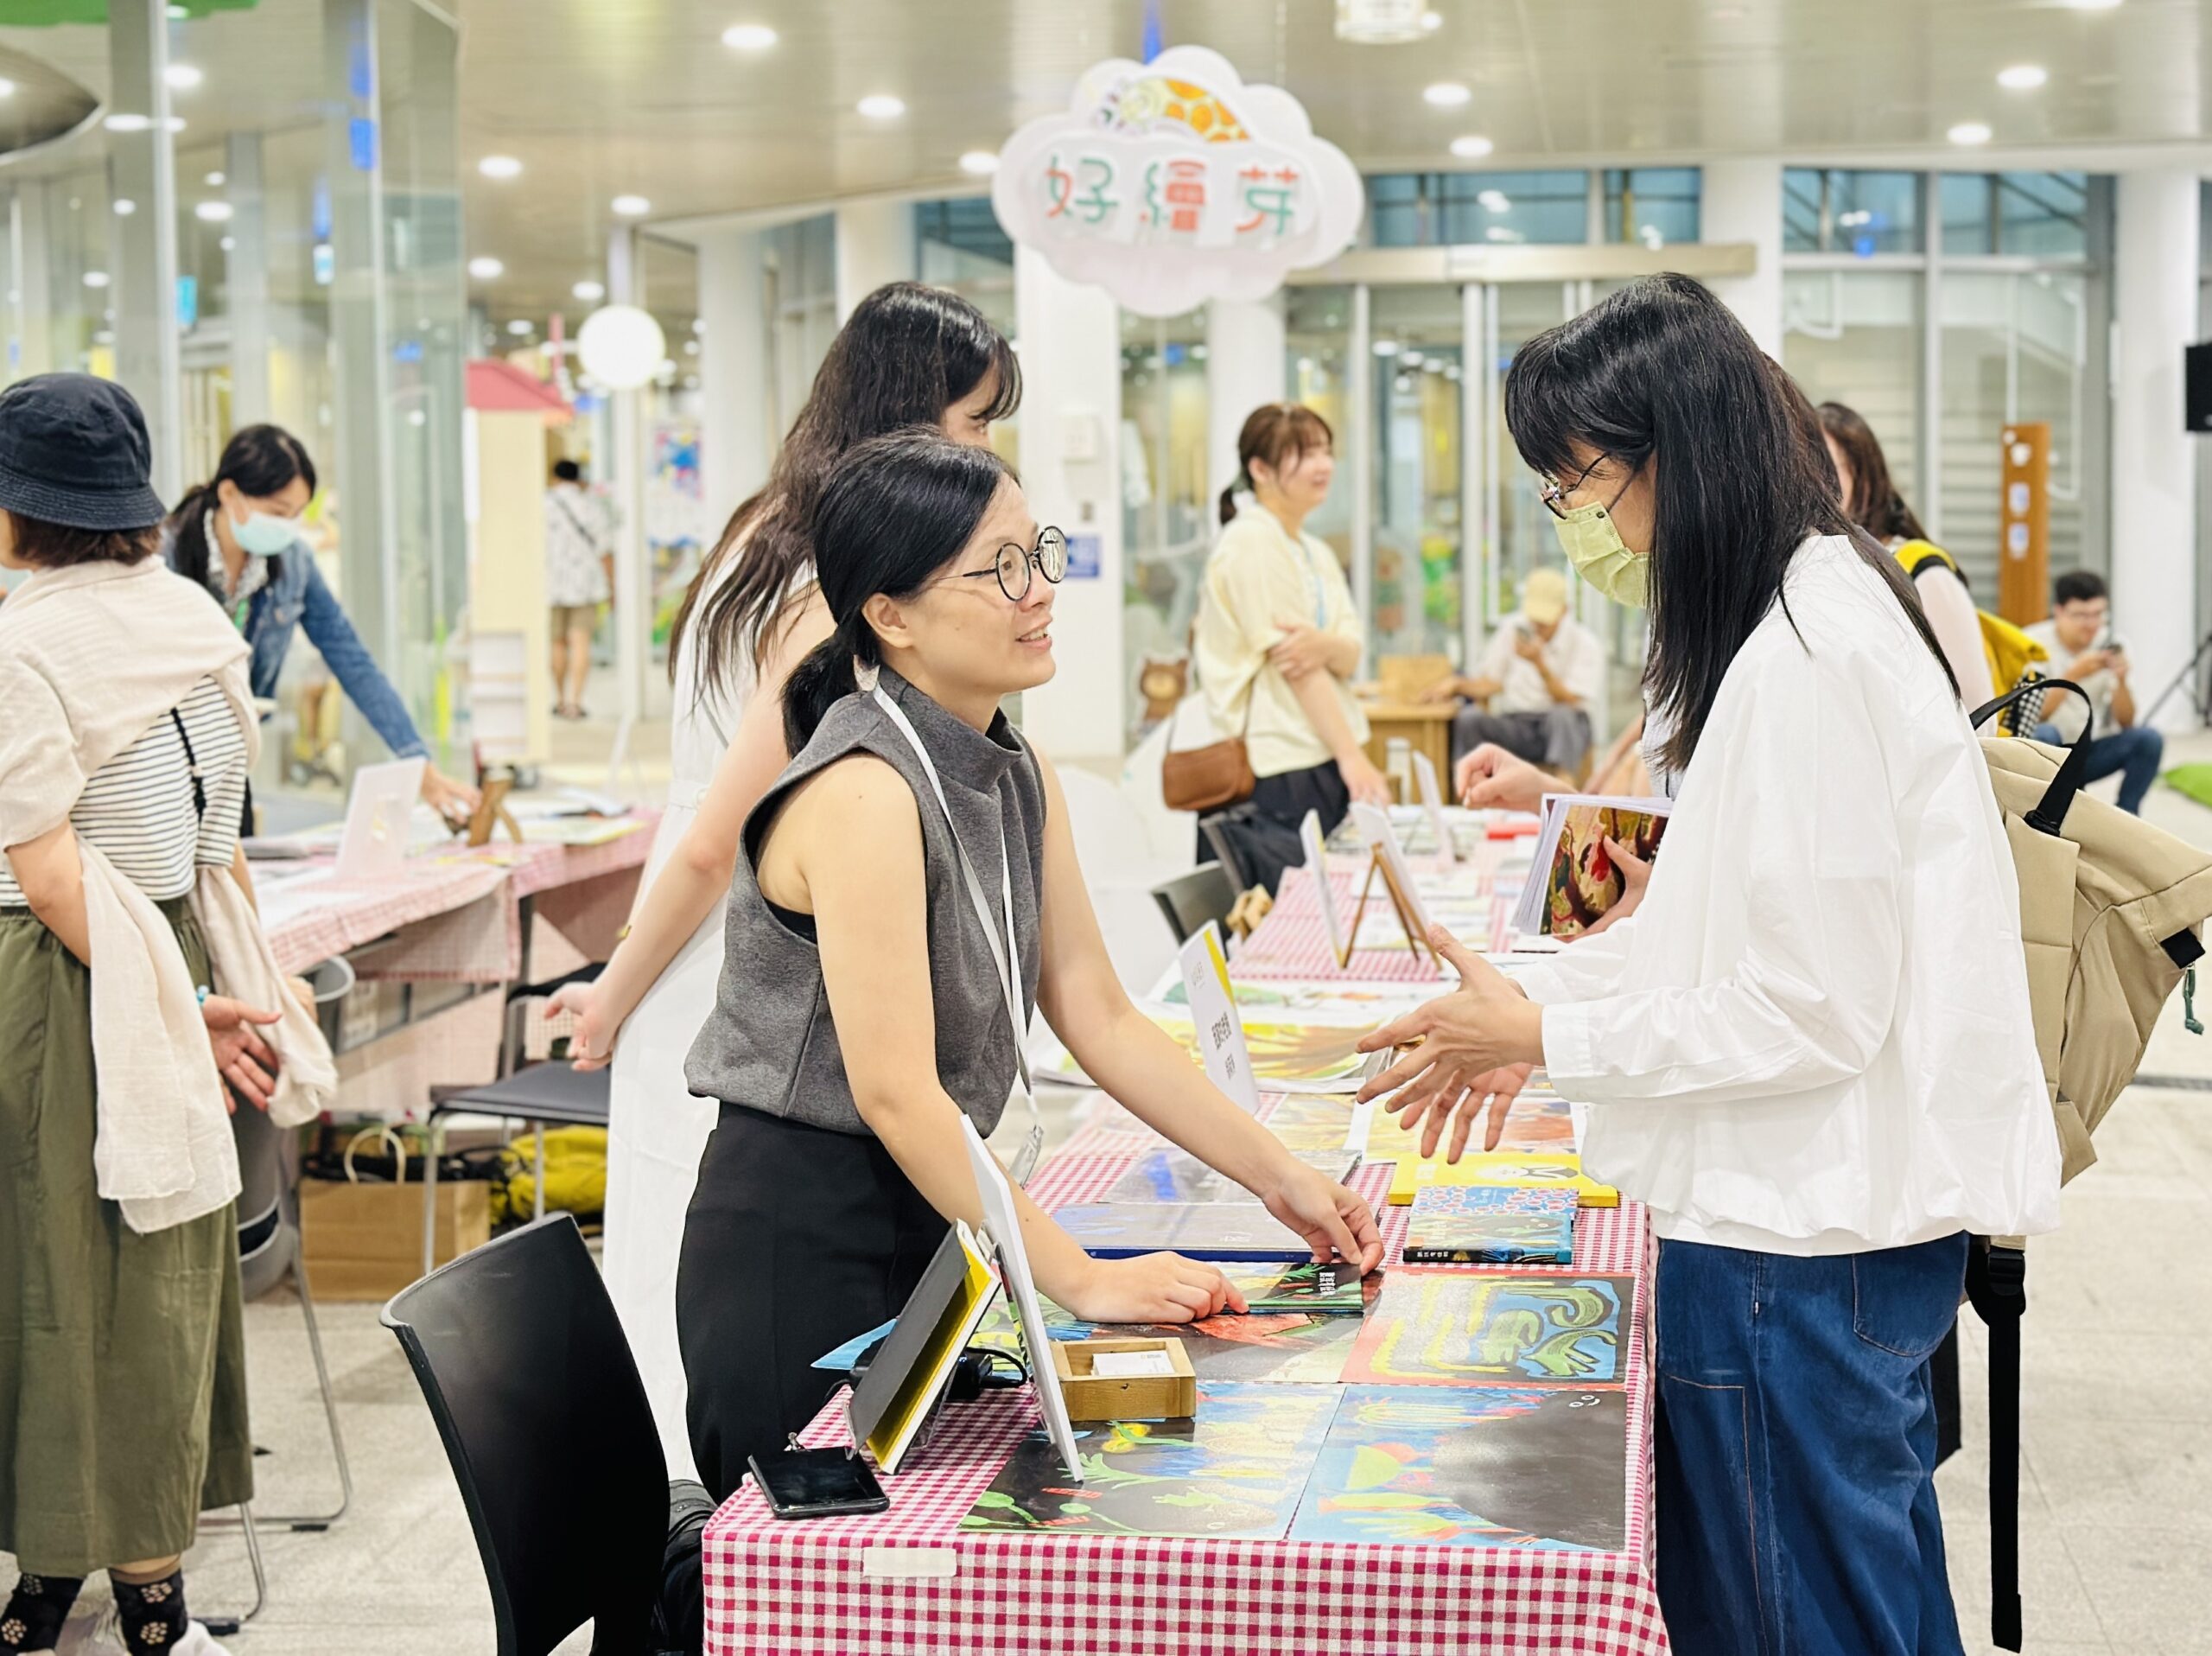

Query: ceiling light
[959,150,999,176]
[691,318,706,334]
[1450,134,1494,159]
[1948,120,1993,145]
[164,63,202,90]
[194,200,232,222]
[166,3,187,15]
[611,194,651,218]
[0,79,16,99]
[1423,81,1471,107]
[1402,349,1425,366]
[467,256,504,279]
[578,304,667,389]
[721,22,777,49]
[506,318,534,336]
[1478,188,1510,212]
[572,279,606,303]
[219,236,235,252]
[1997,64,2048,90]
[1335,0,1427,43]
[1421,10,1443,29]
[113,198,137,216]
[162,118,185,132]
[857,94,906,119]
[478,155,523,179]
[1484,226,1527,243]
[1372,338,1401,357]
[683,340,700,355]
[82,271,111,289]
[203,169,224,186]
[2062,0,2120,9]
[103,112,151,133]
[1709,4,1746,17]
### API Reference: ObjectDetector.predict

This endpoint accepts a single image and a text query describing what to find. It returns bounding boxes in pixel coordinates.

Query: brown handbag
[1161,678,1255,812]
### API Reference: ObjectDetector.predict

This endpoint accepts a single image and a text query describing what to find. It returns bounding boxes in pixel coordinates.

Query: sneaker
[63,1606,228,1656]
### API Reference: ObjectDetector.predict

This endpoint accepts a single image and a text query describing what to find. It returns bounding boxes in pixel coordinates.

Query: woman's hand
[1357,927,1545,1114]
[1339,751,1392,808]
[1256,1158,1386,1273]
[1063,1252,1248,1325]
[550,979,617,1071]
[203,994,283,1112]
[1268,619,1335,682]
[420,764,481,826]
[1580,837,1651,936]
[1455,742,1548,812]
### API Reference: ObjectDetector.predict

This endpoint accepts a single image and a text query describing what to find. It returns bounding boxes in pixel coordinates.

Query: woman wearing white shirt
[1358,276,2059,1655]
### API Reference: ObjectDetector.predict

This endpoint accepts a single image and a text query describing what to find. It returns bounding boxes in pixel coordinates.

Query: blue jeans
[2030,721,2163,815]
[1654,1234,1968,1656]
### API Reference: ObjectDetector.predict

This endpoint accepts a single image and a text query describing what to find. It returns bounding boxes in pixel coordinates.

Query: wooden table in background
[1357,697,1456,783]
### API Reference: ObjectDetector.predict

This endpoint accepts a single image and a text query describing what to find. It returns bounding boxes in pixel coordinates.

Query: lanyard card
[1179,920,1260,1112]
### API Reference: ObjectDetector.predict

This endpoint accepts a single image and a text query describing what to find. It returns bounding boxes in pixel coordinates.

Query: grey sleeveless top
[683,667,1046,1137]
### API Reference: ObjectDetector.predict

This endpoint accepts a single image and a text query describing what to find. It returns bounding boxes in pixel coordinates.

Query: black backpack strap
[1969,678,2094,836]
[1964,1238,2028,1652]
[1905,548,1963,586]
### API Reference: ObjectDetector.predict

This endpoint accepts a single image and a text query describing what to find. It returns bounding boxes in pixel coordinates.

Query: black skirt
[676,1105,947,1501]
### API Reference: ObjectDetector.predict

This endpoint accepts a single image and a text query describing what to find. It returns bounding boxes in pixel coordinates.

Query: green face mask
[1548,496,1649,609]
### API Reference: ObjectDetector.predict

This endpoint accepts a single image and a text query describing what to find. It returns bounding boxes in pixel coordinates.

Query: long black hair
[1502,274,1954,774]
[782,428,1014,752]
[1817,400,1932,544]
[673,281,1020,703]
[166,423,317,589]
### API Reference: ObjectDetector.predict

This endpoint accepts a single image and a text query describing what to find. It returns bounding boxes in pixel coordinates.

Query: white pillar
[1700,158,1783,358]
[108,0,183,500]
[696,226,770,538]
[1014,245,1124,761]
[833,201,917,324]
[1205,295,1287,504]
[2112,171,2201,730]
[225,131,270,427]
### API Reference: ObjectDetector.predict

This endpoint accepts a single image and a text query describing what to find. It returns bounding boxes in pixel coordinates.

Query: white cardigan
[1518,536,2062,1255]
[0,557,332,1232]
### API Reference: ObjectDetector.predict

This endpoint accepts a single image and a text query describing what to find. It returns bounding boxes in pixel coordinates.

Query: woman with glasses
[1192,404,1388,893]
[673,430,1382,1496]
[554,283,1020,1481]
[1355,276,2058,1655]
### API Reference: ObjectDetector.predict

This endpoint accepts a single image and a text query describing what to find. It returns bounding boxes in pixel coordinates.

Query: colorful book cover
[1341,1270,1630,1387]
[1385,1150,1618,1208]
[1093,1312,1363,1385]
[1507,793,1671,940]
[1104,1147,1356,1207]
[1289,1385,1628,1551]
[1224,1258,1377,1315]
[960,1382,1338,1539]
[1261,1094,1365,1155]
[1363,1086,1576,1156]
[1052,1202,1313,1261]
[1404,1185,1578,1264]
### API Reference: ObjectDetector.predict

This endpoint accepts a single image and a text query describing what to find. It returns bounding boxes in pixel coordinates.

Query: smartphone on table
[747,1448,890,1520]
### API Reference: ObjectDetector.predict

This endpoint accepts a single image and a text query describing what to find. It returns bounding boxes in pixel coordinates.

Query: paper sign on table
[1349,802,1436,952]
[1411,750,1460,863]
[1300,809,1351,966]
[334,757,428,882]
[1179,920,1260,1112]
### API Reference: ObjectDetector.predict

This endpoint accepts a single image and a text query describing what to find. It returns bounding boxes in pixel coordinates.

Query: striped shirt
[0,677,248,905]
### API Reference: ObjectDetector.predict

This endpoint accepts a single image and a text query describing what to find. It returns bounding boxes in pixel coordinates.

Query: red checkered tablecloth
[1230,864,1448,982]
[704,1110,1664,1654]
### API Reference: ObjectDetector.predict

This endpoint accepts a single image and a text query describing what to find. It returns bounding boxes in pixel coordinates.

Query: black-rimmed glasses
[1538,454,1611,519]
[950,526,1067,602]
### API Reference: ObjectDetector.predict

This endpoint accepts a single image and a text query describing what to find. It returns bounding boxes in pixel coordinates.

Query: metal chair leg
[532,1118,546,1222]
[198,1502,268,1635]
[422,1113,443,1278]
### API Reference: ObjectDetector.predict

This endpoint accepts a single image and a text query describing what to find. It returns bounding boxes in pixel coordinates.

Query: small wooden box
[300,1178,491,1302]
[1050,1337,1198,1422]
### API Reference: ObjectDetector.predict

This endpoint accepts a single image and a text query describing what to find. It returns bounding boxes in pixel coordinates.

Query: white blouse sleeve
[1539,639,1908,1105]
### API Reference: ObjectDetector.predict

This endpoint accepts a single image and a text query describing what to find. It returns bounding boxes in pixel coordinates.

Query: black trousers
[1194,759,1351,897]
[677,1105,947,1502]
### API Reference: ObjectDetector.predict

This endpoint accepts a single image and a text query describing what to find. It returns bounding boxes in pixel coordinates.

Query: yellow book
[1385,1150,1619,1208]
[854,1222,1001,1474]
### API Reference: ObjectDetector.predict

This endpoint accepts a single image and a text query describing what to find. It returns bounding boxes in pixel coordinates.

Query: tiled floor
[16,736,2212,1653]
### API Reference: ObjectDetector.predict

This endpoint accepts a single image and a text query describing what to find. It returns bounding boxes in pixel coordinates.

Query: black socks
[0,1573,84,1653]
[110,1570,188,1654]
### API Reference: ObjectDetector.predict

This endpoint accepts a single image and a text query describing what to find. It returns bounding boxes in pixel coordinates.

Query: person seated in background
[2025,570,2163,816]
[1422,565,1599,775]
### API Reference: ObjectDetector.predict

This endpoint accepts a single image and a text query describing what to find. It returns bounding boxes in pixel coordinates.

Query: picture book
[1384,1150,1618,1208]
[1289,1385,1628,1551]
[1052,1202,1314,1262]
[1097,1313,1363,1385]
[1341,1270,1630,1387]
[1363,1086,1576,1157]
[1403,1186,1578,1264]
[963,1118,1084,1480]
[1261,1093,1365,1155]
[1223,1258,1377,1315]
[1505,793,1671,940]
[1103,1147,1357,1207]
[960,1382,1338,1539]
[845,1222,1001,1474]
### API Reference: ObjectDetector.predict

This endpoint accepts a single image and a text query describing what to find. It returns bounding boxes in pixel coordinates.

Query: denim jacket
[160,524,429,761]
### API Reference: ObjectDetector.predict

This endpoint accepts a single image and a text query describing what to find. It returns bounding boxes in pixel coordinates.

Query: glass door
[1368,285,1465,662]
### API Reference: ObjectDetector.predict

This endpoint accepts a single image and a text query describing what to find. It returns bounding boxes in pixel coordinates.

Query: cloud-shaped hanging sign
[992,46,1365,318]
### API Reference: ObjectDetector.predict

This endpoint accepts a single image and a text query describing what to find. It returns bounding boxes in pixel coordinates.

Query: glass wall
[1286,283,1353,568]
[1120,307,1210,747]
[1782,268,1923,506]
[1370,285,1463,658]
[1603,168,1700,246]
[1367,171,1594,247]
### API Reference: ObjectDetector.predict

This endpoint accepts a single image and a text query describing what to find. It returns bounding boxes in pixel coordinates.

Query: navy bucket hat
[0,373,167,532]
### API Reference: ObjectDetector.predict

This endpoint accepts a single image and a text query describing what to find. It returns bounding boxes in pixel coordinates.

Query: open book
[1507,793,1672,941]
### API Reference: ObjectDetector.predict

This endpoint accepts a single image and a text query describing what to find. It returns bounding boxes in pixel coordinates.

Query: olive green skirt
[0,901,252,1574]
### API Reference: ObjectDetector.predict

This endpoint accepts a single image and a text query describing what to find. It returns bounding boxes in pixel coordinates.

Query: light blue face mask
[231,507,297,557]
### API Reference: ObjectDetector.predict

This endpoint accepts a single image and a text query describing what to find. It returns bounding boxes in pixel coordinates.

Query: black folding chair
[382,1216,669,1656]
[419,1058,612,1276]
[1150,862,1240,944]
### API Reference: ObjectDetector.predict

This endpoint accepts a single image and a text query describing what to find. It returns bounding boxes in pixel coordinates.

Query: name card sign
[1411,750,1459,864]
[1180,920,1260,1112]
[992,46,1364,317]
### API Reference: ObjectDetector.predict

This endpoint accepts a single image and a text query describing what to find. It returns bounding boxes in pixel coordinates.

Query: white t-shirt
[2023,620,2119,741]
[1473,608,1603,716]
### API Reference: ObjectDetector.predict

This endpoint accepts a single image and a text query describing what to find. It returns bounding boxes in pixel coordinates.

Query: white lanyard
[871,685,1044,1184]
